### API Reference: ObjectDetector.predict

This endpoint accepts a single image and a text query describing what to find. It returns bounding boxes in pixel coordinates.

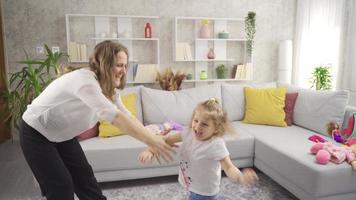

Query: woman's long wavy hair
[89,40,129,100]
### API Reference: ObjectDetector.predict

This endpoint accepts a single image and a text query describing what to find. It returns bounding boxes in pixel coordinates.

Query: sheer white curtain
[341,0,356,92]
[293,0,345,89]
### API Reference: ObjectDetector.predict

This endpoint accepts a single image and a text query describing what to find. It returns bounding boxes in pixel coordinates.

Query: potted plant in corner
[310,65,332,90]
[245,11,256,59]
[1,44,68,136]
[216,64,227,79]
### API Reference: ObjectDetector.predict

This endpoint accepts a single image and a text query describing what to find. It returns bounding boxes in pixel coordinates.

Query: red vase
[144,22,152,38]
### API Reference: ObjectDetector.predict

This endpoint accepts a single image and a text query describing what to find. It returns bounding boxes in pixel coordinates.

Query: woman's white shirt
[22,68,123,142]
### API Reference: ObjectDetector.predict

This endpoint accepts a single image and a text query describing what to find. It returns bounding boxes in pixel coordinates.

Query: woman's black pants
[19,121,106,200]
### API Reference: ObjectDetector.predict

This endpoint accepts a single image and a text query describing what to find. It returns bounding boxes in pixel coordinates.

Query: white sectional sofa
[80,83,356,200]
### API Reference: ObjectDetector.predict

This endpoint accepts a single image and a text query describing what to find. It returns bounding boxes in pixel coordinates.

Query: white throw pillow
[287,86,349,135]
[142,84,222,125]
[221,82,277,121]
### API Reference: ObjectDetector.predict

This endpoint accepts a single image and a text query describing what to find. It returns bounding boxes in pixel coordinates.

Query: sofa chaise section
[237,121,356,200]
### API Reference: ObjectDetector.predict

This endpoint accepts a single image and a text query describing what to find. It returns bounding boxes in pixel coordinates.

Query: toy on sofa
[326,121,344,143]
[310,142,356,170]
[145,120,183,135]
[327,113,356,146]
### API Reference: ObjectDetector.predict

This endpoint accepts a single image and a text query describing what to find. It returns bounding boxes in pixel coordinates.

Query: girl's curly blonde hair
[191,98,235,137]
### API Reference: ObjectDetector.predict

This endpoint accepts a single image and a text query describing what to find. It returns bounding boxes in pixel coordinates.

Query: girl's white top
[22,68,129,142]
[178,128,229,196]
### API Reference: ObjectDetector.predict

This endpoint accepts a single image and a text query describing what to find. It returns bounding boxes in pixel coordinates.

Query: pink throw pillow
[284,92,298,126]
[77,123,99,141]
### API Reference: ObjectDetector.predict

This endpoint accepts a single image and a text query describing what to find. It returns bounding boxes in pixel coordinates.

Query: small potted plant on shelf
[1,44,68,135]
[245,11,256,59]
[310,65,332,90]
[216,64,227,79]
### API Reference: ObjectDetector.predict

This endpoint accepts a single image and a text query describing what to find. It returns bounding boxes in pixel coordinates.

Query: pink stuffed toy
[145,120,183,135]
[310,142,356,170]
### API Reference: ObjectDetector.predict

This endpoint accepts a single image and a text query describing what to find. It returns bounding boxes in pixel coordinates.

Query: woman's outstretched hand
[147,134,176,164]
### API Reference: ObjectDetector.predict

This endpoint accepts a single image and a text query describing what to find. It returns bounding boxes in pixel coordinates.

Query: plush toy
[326,121,344,143]
[310,142,356,170]
[145,120,183,135]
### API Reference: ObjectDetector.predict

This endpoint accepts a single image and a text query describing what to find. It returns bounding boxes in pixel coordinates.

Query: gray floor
[0,140,298,200]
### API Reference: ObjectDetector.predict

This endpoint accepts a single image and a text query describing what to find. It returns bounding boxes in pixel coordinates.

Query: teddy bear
[310,142,356,170]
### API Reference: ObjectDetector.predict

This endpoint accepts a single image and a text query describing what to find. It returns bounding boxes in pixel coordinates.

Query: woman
[19,40,174,200]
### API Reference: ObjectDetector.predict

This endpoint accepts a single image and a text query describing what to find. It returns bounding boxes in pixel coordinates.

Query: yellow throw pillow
[243,87,287,127]
[99,93,137,137]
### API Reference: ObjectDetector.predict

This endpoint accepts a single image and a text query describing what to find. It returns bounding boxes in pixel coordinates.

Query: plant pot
[216,69,227,79]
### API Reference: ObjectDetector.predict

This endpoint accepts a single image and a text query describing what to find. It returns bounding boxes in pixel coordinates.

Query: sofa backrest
[221,82,277,121]
[286,85,349,135]
[141,84,222,125]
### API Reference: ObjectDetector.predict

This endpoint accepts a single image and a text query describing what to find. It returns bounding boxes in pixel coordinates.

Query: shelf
[127,81,156,84]
[66,14,159,19]
[195,38,247,41]
[176,16,244,21]
[90,37,159,41]
[184,79,250,82]
[175,59,235,62]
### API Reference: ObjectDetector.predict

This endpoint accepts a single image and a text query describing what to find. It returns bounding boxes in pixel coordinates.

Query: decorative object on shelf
[119,30,131,38]
[216,64,227,79]
[144,22,152,38]
[186,73,193,80]
[245,11,256,57]
[199,19,210,38]
[200,70,208,80]
[218,31,229,39]
[156,68,186,91]
[207,48,215,59]
[111,32,118,38]
[1,44,68,133]
[99,32,107,38]
[310,65,332,90]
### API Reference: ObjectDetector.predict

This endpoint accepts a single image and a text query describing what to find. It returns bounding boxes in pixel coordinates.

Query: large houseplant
[245,11,256,58]
[310,65,332,90]
[1,44,68,133]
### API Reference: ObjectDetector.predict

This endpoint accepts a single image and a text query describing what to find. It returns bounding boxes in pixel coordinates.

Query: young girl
[139,98,258,200]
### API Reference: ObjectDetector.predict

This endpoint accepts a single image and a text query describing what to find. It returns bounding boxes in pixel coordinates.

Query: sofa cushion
[284,92,299,126]
[221,82,277,121]
[99,93,138,137]
[236,121,356,198]
[116,86,143,122]
[286,86,349,135]
[141,84,221,125]
[243,87,287,127]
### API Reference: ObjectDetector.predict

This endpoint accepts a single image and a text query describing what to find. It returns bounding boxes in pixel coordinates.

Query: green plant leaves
[1,44,68,132]
[245,11,256,57]
[310,66,332,90]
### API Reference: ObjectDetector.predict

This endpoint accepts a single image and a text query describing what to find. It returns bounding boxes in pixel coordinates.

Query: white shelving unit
[65,14,160,83]
[173,16,253,83]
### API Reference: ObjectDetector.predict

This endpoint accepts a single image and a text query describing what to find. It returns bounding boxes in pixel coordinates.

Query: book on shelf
[134,64,158,83]
[176,42,192,60]
[126,63,138,82]
[68,42,87,62]
[234,63,253,80]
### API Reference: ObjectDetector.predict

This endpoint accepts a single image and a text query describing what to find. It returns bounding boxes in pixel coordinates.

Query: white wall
[3,0,296,83]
